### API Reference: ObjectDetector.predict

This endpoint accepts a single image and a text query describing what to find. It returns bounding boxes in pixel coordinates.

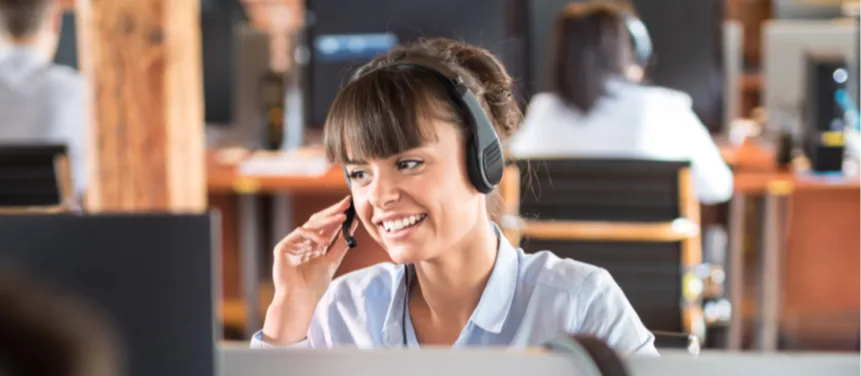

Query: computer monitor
[201,0,248,126]
[524,0,726,132]
[54,11,79,70]
[0,214,219,376]
[218,346,861,376]
[773,0,847,20]
[303,0,527,129]
[761,19,857,135]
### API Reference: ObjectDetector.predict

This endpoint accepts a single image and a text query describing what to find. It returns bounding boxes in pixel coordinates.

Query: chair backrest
[0,144,73,213]
[513,158,701,336]
[517,159,689,222]
[652,330,701,355]
[523,238,685,332]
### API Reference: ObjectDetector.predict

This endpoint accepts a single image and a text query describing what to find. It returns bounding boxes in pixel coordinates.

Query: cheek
[352,195,377,234]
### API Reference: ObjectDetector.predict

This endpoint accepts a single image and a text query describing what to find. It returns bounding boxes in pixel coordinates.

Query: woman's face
[343,120,486,264]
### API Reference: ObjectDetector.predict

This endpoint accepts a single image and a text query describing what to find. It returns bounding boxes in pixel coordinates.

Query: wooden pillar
[76,0,205,212]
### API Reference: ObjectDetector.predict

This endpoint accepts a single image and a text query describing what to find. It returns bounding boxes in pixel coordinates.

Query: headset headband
[346,55,504,194]
[622,11,653,69]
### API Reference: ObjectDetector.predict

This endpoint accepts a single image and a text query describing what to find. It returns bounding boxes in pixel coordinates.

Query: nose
[367,171,400,209]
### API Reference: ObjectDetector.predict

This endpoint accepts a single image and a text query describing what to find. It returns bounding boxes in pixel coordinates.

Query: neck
[1,32,55,61]
[411,218,499,324]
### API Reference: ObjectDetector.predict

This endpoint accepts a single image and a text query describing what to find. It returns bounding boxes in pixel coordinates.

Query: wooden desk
[718,141,860,351]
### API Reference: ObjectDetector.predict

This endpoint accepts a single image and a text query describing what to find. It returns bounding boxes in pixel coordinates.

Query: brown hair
[323,38,522,221]
[549,2,632,113]
[0,0,55,38]
[0,270,121,376]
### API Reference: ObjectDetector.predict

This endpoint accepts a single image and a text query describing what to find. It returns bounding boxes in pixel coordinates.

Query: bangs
[323,68,462,164]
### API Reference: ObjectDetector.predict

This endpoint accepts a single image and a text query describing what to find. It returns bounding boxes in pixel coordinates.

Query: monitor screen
[0,214,218,376]
[525,0,725,132]
[304,0,526,128]
[54,12,78,70]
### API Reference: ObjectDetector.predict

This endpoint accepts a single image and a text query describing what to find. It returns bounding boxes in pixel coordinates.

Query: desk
[725,163,860,351]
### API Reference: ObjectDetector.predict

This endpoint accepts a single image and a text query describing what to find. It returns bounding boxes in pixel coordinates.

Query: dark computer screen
[0,214,218,376]
[304,0,526,128]
[201,0,247,125]
[54,12,78,70]
[525,0,725,132]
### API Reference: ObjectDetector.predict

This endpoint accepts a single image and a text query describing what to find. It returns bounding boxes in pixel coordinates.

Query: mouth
[377,213,428,234]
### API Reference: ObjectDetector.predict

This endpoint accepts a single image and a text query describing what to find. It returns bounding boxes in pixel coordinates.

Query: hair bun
[400,38,523,140]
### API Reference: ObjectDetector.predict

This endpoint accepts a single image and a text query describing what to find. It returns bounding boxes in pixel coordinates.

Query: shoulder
[637,84,693,110]
[519,249,614,297]
[43,65,85,95]
[525,92,578,117]
[526,92,562,109]
[324,262,401,303]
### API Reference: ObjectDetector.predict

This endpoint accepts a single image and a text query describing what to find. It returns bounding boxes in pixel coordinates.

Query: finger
[295,227,330,247]
[309,196,352,221]
[274,227,328,255]
[302,213,347,232]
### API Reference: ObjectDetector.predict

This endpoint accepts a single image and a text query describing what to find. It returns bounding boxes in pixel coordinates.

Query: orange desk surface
[207,151,348,194]
[207,139,789,193]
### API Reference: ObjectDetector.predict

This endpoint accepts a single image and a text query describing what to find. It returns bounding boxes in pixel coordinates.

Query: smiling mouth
[379,214,428,233]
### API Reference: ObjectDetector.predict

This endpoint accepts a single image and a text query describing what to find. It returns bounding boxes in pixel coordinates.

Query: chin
[384,243,433,265]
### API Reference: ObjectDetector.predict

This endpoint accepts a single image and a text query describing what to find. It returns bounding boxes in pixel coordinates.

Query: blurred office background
[2,0,858,367]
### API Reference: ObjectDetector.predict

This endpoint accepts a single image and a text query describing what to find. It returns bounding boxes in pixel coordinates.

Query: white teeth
[381,214,425,232]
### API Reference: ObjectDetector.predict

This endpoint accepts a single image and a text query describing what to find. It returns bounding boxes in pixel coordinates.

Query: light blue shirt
[251,224,658,355]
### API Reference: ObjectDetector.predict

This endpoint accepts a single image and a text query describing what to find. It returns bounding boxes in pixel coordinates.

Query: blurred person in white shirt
[508,2,732,205]
[0,0,87,200]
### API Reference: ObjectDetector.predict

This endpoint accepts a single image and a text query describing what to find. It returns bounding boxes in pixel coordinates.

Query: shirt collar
[381,222,520,344]
[469,222,519,333]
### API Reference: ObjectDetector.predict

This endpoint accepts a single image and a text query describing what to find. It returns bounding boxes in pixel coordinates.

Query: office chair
[0,144,75,213]
[508,158,708,344]
[652,330,701,355]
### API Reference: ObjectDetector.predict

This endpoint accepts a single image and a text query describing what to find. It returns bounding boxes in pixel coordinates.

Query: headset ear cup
[465,135,494,194]
[543,334,631,376]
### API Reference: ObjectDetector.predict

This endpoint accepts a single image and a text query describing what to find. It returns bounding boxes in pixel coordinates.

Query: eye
[397,159,424,170]
[348,169,369,182]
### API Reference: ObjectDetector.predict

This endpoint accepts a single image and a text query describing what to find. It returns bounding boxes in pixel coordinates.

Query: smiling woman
[250,37,659,354]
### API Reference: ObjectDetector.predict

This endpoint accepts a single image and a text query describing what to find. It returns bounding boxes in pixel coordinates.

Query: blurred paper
[238,149,331,177]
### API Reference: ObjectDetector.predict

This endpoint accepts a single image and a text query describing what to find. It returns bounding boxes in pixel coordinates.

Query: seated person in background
[0,270,119,376]
[0,0,87,199]
[252,37,658,355]
[507,2,733,205]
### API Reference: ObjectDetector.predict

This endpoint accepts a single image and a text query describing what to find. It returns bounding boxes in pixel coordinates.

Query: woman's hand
[261,196,358,344]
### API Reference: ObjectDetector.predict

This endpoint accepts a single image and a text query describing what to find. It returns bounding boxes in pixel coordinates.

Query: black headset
[337,56,506,250]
